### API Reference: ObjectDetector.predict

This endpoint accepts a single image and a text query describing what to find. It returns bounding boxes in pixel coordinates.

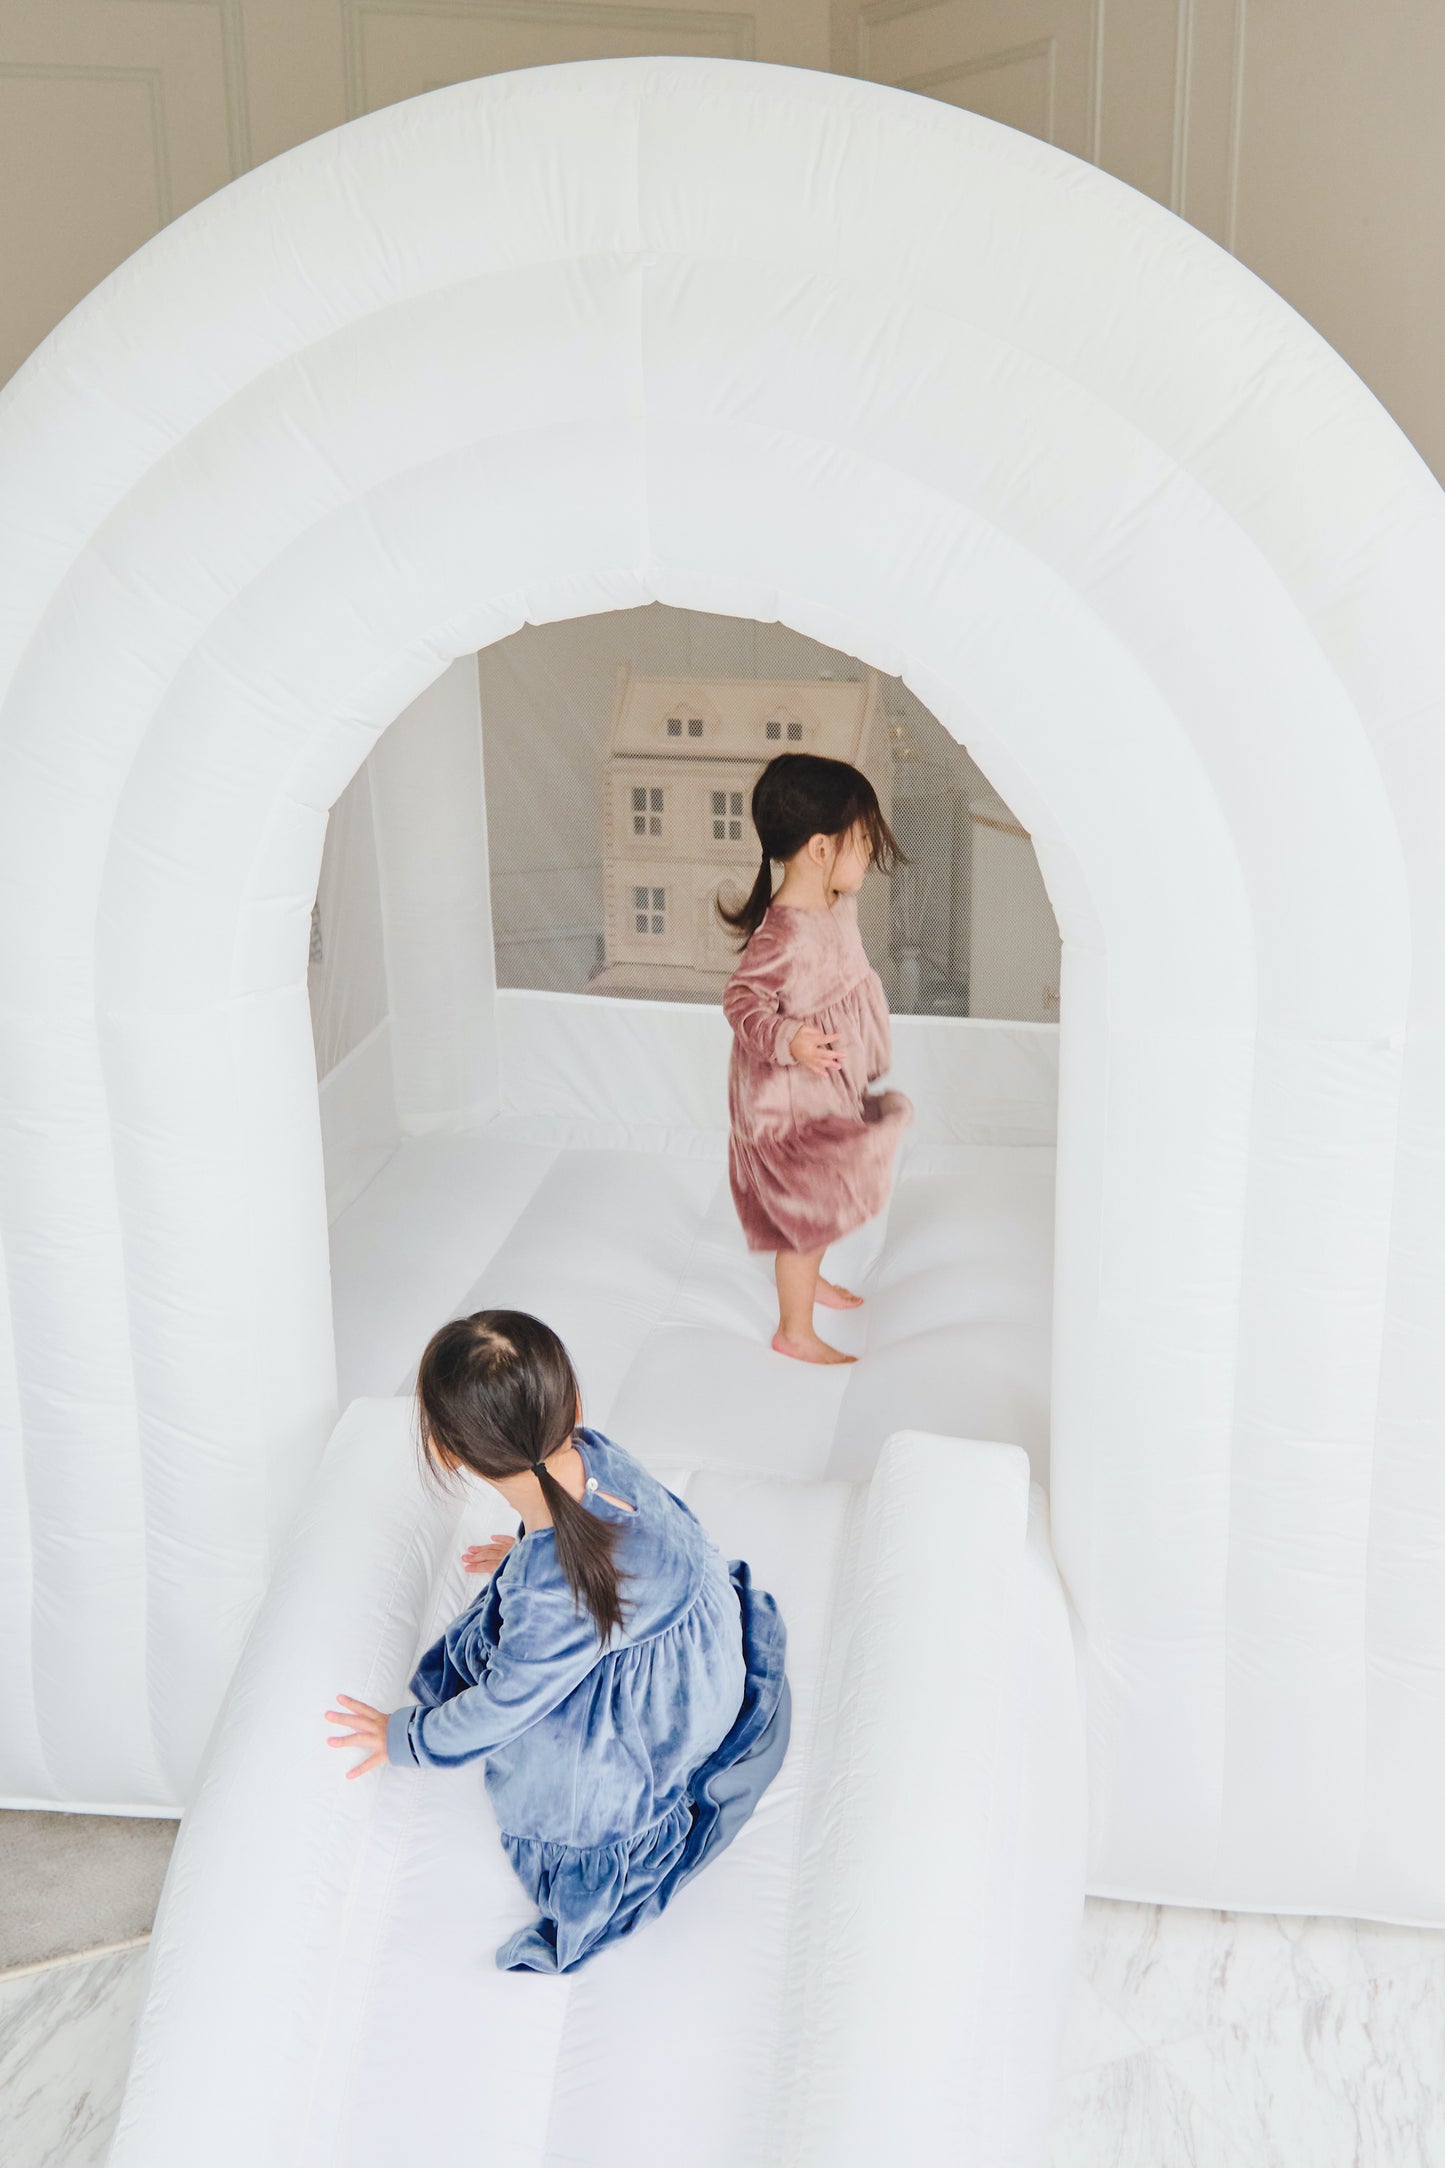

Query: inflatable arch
[1,57,1444,1928]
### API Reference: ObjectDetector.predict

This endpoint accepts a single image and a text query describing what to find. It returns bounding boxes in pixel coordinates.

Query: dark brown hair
[415,1309,628,1642]
[717,752,903,947]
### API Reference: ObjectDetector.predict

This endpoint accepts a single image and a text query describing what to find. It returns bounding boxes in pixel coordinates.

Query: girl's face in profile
[823,821,872,896]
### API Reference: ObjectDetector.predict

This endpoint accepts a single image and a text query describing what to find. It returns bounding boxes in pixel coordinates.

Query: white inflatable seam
[300,1774,427,2168]
[612,1202,711,1409]
[294,1493,466,2160]
[775,1474,888,2150]
[772,1478,876,2144]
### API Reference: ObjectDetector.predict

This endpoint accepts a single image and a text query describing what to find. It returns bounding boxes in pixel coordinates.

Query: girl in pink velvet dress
[720,754,913,1365]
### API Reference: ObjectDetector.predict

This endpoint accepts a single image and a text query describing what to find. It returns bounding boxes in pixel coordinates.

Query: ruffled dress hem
[729,1084,912,1254]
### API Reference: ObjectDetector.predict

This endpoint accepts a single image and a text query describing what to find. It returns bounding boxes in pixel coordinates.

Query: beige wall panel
[1231,0,1445,485]
[237,0,346,166]
[348,1,752,116]
[0,2,239,188]
[1094,0,1179,204]
[347,0,834,117]
[853,0,1100,156]
[0,0,237,384]
[0,71,162,382]
[1173,0,1238,244]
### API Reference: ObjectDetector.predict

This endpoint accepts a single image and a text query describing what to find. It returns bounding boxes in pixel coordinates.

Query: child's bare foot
[815,1279,864,1310]
[771,1329,857,1366]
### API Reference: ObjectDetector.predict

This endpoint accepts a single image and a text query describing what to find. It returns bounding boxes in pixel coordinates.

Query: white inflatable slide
[108,1410,1085,2166]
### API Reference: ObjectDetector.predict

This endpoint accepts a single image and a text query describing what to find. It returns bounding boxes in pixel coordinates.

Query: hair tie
[531,1459,548,1479]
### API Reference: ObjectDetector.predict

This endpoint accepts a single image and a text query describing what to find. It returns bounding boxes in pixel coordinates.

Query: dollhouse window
[765,720,780,740]
[632,785,664,836]
[710,789,746,842]
[687,717,703,737]
[667,717,682,736]
[633,884,666,935]
[787,722,803,741]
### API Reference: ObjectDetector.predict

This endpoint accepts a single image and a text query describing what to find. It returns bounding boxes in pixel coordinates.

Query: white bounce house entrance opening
[314,608,1063,1430]
[3,58,1445,1936]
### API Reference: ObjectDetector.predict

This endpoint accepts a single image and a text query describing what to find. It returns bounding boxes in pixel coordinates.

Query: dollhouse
[590,666,891,999]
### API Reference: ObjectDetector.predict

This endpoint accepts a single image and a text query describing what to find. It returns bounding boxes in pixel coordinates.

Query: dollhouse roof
[609,666,878,761]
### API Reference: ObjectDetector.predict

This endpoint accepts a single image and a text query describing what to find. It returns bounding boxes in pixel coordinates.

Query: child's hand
[325,1694,389,1779]
[789,1024,844,1074]
[463,1534,517,1576]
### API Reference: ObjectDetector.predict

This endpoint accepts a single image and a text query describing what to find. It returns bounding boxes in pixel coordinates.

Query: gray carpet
[0,1811,178,1972]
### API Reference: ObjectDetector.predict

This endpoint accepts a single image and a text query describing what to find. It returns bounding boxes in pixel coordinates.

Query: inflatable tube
[108,1409,1085,2166]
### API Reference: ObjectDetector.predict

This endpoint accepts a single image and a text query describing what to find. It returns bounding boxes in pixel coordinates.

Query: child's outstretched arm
[326,1579,603,1777]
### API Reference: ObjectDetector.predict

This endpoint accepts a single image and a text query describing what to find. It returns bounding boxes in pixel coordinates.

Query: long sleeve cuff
[773,1016,804,1065]
[386,1706,420,1766]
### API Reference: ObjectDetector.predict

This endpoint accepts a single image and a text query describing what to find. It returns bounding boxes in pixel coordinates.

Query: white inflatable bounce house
[1,51,1443,2168]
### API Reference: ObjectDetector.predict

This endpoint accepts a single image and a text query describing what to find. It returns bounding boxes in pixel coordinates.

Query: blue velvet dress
[385,1428,791,1973]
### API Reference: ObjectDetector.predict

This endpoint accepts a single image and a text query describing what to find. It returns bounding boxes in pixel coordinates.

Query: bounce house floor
[328,1119,1056,1487]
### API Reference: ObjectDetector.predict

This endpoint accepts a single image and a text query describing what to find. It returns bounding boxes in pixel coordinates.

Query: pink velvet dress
[721,892,913,1255]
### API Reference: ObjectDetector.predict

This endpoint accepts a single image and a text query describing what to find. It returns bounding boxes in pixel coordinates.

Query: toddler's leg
[773,1249,857,1365]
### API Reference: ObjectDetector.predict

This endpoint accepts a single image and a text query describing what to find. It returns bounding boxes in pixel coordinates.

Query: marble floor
[1048,1897,1445,2166]
[1,1943,150,2168]
[1,1811,178,2168]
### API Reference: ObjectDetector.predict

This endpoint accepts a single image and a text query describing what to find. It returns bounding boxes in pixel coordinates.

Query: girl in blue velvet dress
[326,1309,790,1975]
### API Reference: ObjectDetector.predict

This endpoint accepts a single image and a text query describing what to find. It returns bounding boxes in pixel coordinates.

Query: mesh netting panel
[307,760,389,1074]
[478,605,1060,1020]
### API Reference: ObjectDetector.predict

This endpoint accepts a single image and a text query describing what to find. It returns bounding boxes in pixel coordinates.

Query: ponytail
[533,1460,627,1642]
[415,1309,629,1643]
[715,752,903,950]
[716,848,775,946]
